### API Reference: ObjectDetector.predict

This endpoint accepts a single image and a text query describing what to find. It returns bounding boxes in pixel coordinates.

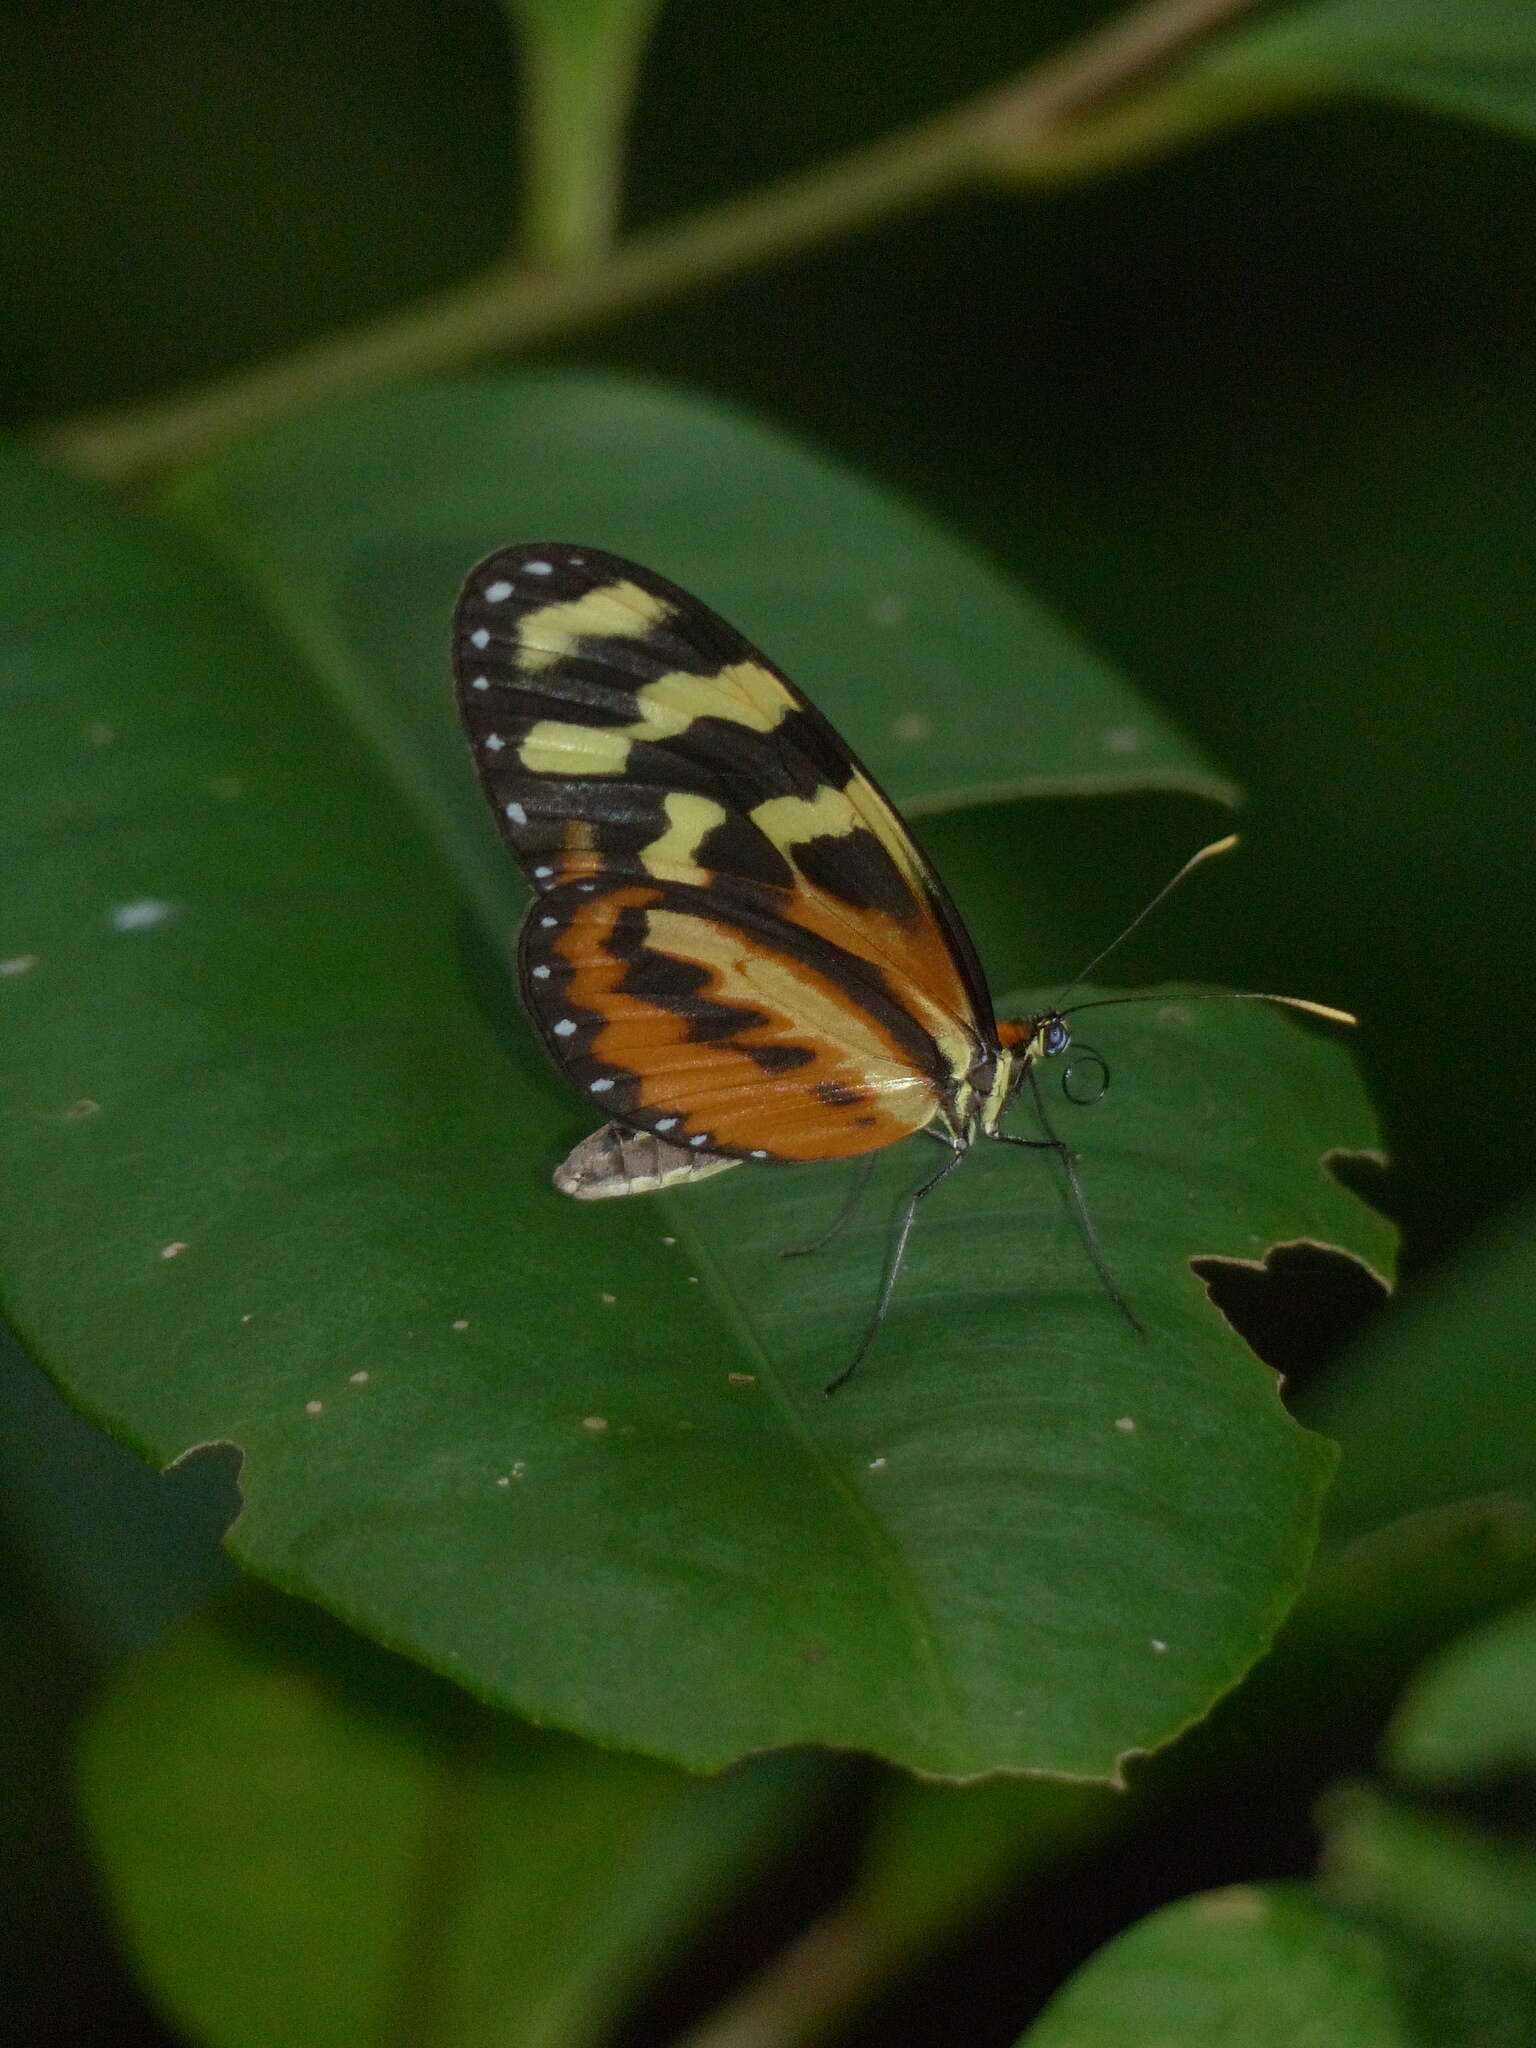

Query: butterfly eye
[1043,1017,1070,1057]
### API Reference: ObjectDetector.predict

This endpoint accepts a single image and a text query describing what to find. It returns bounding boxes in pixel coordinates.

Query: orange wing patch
[523,881,941,1162]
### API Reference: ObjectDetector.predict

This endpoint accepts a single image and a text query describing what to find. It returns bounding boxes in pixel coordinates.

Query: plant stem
[670,1902,890,2048]
[508,1,666,265]
[41,0,1265,485]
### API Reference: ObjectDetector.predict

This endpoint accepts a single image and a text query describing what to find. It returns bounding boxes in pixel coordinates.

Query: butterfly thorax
[945,1011,1071,1142]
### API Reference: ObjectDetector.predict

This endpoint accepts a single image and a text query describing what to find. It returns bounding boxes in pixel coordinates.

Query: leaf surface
[1177,0,1536,146]
[79,1592,824,2048]
[1020,1884,1412,2047]
[0,390,1388,1773]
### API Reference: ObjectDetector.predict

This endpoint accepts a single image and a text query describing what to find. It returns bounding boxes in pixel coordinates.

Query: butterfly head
[996,1010,1071,1068]
[1027,1011,1071,1063]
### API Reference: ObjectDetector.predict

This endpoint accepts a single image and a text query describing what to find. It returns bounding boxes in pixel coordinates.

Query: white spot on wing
[470,629,490,649]
[655,1117,677,1132]
[503,798,525,821]
[110,899,174,932]
[472,676,490,690]
[749,1148,767,1159]
[484,580,513,602]
[553,1019,577,1037]
[525,560,553,576]
[590,1077,614,1093]
[531,965,551,979]
[540,916,557,928]
[689,1134,709,1147]
[486,735,506,754]
[533,865,553,879]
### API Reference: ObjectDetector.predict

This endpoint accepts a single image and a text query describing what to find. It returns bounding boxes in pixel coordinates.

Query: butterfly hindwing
[453,544,992,1163]
[519,876,942,1161]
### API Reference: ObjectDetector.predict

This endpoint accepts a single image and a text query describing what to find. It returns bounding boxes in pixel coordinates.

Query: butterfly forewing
[453,544,992,1163]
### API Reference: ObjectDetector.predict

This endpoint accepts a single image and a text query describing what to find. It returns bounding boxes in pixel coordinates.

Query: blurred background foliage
[3,1,1534,2043]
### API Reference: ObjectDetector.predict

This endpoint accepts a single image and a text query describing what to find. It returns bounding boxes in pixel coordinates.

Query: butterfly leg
[780,1152,879,1260]
[993,1070,1145,1337]
[824,1143,967,1395]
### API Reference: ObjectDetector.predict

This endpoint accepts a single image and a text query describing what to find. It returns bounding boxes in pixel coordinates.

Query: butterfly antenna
[1054,834,1240,1008]
[1063,990,1357,1026]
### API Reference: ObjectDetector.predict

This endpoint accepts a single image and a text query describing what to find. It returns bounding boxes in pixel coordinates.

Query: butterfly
[452,544,1352,1390]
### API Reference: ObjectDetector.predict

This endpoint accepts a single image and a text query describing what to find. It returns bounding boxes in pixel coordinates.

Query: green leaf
[79,1590,826,2048]
[502,1,666,262]
[1389,1597,1536,1783]
[1176,1,1536,146]
[1321,1785,1536,1978]
[0,384,1386,1776]
[1020,1883,1413,2047]
[1298,1201,1536,1547]
[157,369,1237,890]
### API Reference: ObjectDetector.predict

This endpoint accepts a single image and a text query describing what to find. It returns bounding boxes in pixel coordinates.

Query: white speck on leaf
[600,1292,616,1305]
[452,1319,469,1331]
[160,1241,189,1260]
[1151,1638,1168,1654]
[582,1415,609,1433]
[867,593,908,628]
[1,956,37,977]
[892,712,930,743]
[1115,1416,1136,1433]
[1104,725,1141,755]
[305,1400,324,1416]
[349,1370,369,1385]
[109,899,175,933]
